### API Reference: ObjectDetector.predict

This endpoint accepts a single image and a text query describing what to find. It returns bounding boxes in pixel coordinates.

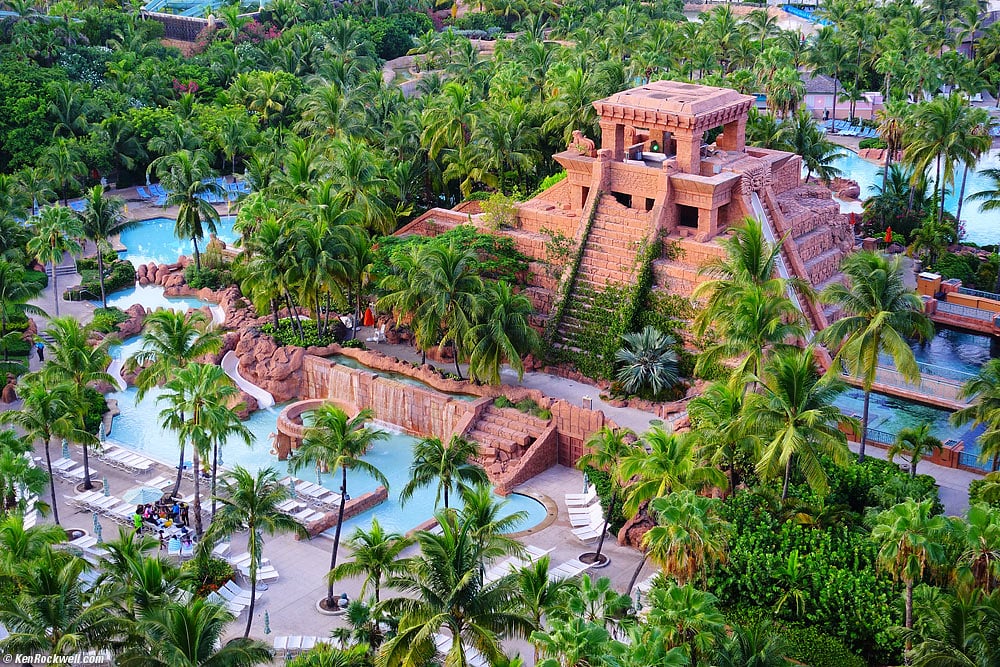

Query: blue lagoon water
[119,216,237,265]
[331,355,478,402]
[104,284,215,313]
[830,149,1000,246]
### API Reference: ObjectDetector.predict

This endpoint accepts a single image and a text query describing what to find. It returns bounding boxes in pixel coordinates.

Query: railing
[750,192,813,341]
[868,366,967,402]
[957,286,1000,302]
[958,450,992,472]
[865,427,895,445]
[876,355,976,384]
[937,301,996,322]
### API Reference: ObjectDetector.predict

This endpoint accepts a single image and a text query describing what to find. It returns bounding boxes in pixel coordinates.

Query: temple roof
[593,81,754,131]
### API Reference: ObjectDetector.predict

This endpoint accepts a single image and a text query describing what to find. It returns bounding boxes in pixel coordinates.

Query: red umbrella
[362,306,374,327]
[885,227,893,244]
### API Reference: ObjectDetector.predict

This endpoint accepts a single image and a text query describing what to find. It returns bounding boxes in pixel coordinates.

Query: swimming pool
[105,380,546,532]
[904,326,998,381]
[331,355,478,402]
[830,149,1000,246]
[104,284,221,316]
[119,216,237,266]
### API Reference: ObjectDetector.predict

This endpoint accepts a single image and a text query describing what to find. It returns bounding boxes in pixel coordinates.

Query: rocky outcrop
[136,260,188,289]
[116,304,147,338]
[1,375,17,403]
[617,501,655,549]
[828,177,861,200]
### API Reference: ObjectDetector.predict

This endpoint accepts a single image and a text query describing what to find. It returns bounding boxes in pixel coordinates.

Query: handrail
[937,301,995,322]
[749,192,813,341]
[957,286,1000,302]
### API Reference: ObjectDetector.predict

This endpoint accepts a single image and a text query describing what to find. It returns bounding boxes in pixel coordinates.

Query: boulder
[617,501,655,549]
[116,304,147,338]
[235,391,259,419]
[1,376,17,403]
[233,328,306,403]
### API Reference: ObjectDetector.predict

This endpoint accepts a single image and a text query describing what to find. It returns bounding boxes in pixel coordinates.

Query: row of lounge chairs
[565,485,608,543]
[279,476,342,511]
[207,580,257,615]
[273,636,328,658]
[136,185,168,206]
[98,446,155,474]
[276,498,326,524]
[49,456,87,482]
[226,549,279,583]
[66,490,143,528]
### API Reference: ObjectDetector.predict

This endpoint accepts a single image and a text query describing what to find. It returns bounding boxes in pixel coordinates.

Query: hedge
[92,307,128,334]
[782,626,867,667]
[64,259,136,301]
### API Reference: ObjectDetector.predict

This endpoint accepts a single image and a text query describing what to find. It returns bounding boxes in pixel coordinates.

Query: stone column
[674,131,703,174]
[697,206,719,240]
[716,118,746,152]
[599,120,625,160]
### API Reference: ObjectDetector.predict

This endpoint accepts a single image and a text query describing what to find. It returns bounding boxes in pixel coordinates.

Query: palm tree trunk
[594,491,616,560]
[211,442,218,520]
[935,155,944,224]
[171,432,185,499]
[44,438,60,525]
[625,551,648,596]
[192,448,203,537]
[270,298,280,330]
[244,546,257,638]
[81,415,92,490]
[192,236,201,272]
[781,455,792,501]
[443,484,449,510]
[453,343,463,380]
[956,164,970,227]
[327,466,348,607]
[882,143,892,193]
[97,246,107,309]
[51,261,60,317]
[859,388,871,462]
[904,579,914,659]
[831,80,838,131]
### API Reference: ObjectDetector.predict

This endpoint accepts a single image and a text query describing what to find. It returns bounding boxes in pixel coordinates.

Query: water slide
[222,351,275,409]
[749,192,814,342]
[107,357,128,392]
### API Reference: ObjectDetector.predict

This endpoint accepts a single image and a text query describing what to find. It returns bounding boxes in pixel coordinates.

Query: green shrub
[82,387,108,434]
[76,249,119,272]
[449,11,503,30]
[340,339,366,350]
[184,264,234,290]
[494,396,550,420]
[260,318,346,348]
[181,556,234,597]
[823,455,943,516]
[858,137,887,150]
[91,307,128,334]
[64,260,136,301]
[969,476,1000,508]
[24,269,47,290]
[782,626,867,667]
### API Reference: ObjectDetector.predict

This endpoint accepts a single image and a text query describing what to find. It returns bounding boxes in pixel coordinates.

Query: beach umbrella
[98,422,105,443]
[103,476,110,497]
[123,487,164,505]
[263,611,270,635]
[316,465,322,486]
[61,439,70,459]
[289,478,297,499]
[32,197,38,216]
[583,472,590,493]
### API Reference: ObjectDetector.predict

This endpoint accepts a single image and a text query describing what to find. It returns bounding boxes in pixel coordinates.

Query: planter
[579,552,611,568]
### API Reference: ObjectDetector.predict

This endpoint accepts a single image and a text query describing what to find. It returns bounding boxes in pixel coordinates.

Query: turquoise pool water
[905,326,998,381]
[119,216,237,265]
[106,381,545,531]
[104,284,215,313]
[830,149,1000,246]
[331,355,478,402]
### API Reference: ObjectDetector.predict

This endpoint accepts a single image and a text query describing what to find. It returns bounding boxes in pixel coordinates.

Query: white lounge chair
[565,487,598,507]
[366,324,386,343]
[572,523,605,542]
[549,558,594,582]
[569,505,605,528]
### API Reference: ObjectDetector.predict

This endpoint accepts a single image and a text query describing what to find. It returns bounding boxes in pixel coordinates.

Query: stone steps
[467,405,549,480]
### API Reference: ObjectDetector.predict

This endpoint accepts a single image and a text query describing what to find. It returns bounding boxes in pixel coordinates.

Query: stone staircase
[553,195,652,349]
[466,405,550,479]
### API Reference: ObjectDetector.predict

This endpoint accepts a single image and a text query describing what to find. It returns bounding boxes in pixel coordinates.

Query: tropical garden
[1,0,1000,664]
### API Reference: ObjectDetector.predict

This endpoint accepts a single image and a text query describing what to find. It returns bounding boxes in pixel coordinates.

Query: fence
[959,450,993,472]
[957,286,1000,302]
[868,365,967,402]
[937,301,996,322]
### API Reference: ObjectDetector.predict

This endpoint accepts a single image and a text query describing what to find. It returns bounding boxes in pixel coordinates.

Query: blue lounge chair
[136,186,152,200]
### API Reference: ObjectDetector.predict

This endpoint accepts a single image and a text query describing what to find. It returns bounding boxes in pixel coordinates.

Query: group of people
[131,500,190,535]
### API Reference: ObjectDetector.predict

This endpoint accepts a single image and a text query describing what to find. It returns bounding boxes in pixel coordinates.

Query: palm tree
[750,347,854,500]
[577,426,638,564]
[643,491,730,588]
[376,510,532,667]
[400,435,487,510]
[644,583,727,666]
[377,244,438,365]
[421,242,484,379]
[619,428,727,517]
[118,598,273,667]
[784,110,844,182]
[688,381,756,496]
[207,466,306,637]
[953,359,1000,472]
[615,326,679,398]
[876,100,910,192]
[888,424,943,478]
[818,251,933,461]
[953,503,1000,594]
[157,363,250,537]
[41,139,85,205]
[0,549,127,659]
[42,317,116,490]
[714,620,791,667]
[126,310,222,497]
[290,405,388,609]
[78,185,136,309]
[0,376,83,526]
[871,499,949,639]
[0,430,48,515]
[26,204,82,317]
[328,518,412,604]
[515,556,573,662]
[903,587,1000,667]
[466,280,539,385]
[0,259,45,364]
[0,514,66,578]
[148,149,223,272]
[94,528,184,619]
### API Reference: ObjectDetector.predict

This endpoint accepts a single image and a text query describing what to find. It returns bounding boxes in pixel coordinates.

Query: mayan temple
[399,81,856,344]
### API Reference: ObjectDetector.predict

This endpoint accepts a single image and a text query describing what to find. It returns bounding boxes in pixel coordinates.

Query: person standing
[35,340,44,362]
